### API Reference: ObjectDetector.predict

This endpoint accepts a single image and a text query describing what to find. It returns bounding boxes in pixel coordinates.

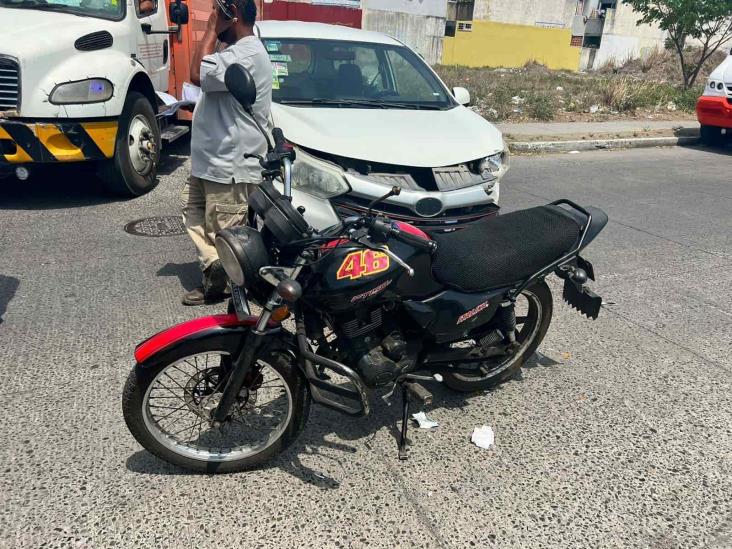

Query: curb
[509,135,701,154]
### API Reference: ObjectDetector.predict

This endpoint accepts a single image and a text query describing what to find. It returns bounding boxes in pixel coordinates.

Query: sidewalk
[498,119,700,153]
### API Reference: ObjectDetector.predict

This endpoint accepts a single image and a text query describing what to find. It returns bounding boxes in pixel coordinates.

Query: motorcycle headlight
[291,149,350,199]
[214,226,269,288]
[477,148,510,180]
[49,78,114,105]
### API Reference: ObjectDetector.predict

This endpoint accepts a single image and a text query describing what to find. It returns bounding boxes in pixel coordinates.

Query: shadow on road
[123,353,561,487]
[157,135,190,176]
[0,164,121,210]
[156,261,200,292]
[0,274,19,326]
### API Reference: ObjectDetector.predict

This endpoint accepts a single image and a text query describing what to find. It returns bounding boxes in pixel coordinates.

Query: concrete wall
[362,8,446,64]
[442,20,581,70]
[363,0,445,18]
[473,0,578,29]
[591,4,667,68]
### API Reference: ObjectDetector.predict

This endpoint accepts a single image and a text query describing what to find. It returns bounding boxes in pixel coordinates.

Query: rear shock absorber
[499,302,517,346]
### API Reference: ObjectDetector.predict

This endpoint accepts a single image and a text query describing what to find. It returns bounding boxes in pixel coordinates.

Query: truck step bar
[160,125,190,144]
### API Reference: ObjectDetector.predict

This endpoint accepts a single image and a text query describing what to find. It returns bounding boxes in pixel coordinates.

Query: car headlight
[291,149,350,199]
[478,148,510,180]
[49,78,113,104]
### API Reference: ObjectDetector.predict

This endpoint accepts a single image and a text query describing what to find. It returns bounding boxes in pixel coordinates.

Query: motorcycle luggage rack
[295,316,370,417]
[510,199,593,299]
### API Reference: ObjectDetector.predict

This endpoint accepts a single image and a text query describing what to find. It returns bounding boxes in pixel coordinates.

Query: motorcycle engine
[334,307,408,387]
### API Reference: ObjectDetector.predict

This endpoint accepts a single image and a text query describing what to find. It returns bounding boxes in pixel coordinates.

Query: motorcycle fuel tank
[303,235,439,314]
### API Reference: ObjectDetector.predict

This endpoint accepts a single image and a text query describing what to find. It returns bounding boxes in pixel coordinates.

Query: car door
[134,0,170,91]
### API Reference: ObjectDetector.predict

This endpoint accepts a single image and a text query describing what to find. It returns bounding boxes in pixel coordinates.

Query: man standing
[182,0,272,306]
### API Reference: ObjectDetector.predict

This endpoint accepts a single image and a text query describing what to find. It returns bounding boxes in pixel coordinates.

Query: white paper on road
[412,412,439,429]
[471,425,495,449]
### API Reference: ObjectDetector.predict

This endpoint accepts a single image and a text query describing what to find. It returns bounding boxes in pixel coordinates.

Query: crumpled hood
[271,103,504,167]
[0,8,128,58]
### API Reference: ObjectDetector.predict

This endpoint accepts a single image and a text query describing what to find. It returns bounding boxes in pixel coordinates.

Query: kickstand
[398,384,410,460]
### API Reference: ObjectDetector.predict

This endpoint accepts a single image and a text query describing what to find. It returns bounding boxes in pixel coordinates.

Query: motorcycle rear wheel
[442,281,553,392]
[123,347,310,473]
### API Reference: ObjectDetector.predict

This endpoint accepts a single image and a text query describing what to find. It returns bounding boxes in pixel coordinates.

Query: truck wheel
[99,91,160,197]
[700,125,725,147]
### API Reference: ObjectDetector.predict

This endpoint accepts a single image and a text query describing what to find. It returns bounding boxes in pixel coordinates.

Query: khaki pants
[181,176,256,270]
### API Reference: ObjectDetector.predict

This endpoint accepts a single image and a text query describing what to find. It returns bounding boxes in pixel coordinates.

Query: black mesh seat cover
[430,206,581,292]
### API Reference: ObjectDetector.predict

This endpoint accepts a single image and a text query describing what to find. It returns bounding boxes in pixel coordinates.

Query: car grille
[332,195,499,232]
[0,56,20,111]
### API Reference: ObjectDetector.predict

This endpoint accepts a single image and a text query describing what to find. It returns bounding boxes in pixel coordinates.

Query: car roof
[257,20,403,46]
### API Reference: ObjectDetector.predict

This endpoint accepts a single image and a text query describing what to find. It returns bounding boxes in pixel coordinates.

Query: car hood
[0,8,125,58]
[271,104,504,167]
[709,52,732,82]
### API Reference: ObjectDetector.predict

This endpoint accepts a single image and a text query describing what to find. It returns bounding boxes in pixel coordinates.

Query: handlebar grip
[272,127,287,151]
[392,228,437,254]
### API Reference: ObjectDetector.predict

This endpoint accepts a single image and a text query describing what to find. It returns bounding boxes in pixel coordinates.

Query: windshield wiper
[280,99,388,109]
[279,98,446,111]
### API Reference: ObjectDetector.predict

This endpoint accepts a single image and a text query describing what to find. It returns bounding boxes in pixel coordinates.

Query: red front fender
[135,314,258,365]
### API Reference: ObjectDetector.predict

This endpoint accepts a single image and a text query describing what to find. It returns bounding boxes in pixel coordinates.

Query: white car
[258,21,509,231]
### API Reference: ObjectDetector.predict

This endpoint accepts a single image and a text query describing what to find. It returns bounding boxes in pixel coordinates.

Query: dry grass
[435,47,724,123]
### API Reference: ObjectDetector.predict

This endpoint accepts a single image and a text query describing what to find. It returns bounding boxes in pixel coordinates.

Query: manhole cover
[124,216,186,237]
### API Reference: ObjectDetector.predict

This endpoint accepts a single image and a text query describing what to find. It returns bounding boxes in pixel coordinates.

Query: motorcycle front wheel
[123,347,310,473]
[442,281,553,392]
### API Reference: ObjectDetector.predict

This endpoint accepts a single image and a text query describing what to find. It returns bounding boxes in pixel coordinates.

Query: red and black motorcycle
[122,65,608,473]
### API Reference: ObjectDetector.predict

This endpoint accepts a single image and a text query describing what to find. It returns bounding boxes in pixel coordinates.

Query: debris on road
[412,412,439,429]
[471,426,495,449]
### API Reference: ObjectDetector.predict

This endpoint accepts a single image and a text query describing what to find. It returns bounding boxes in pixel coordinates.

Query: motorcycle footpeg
[406,382,433,406]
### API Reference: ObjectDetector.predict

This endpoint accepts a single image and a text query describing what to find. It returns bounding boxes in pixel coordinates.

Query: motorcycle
[122,65,609,473]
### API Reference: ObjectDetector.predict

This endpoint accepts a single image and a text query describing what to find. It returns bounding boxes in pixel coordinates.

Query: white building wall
[361,0,446,64]
[591,4,667,68]
[473,0,578,28]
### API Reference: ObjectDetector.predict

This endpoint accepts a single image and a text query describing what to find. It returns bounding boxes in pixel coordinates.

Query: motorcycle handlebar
[390,227,438,254]
[272,127,287,152]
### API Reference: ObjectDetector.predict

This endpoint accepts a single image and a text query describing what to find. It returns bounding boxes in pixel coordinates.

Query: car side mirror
[453,87,471,106]
[169,0,189,25]
[225,64,257,112]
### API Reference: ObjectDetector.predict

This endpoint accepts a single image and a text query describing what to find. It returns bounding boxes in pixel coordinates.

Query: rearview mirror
[225,64,257,112]
[453,87,471,106]
[169,0,188,25]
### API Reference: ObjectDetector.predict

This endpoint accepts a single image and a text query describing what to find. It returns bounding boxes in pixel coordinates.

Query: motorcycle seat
[429,206,581,292]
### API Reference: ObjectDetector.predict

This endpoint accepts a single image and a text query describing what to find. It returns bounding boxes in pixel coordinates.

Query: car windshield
[263,38,456,110]
[0,0,123,20]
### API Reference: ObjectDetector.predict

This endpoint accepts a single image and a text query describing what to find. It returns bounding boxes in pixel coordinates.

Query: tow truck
[0,0,222,195]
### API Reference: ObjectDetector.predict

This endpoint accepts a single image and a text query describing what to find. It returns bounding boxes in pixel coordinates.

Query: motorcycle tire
[123,346,310,473]
[442,281,553,393]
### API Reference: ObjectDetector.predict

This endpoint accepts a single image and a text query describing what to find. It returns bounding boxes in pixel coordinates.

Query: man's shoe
[204,260,228,297]
[181,286,206,306]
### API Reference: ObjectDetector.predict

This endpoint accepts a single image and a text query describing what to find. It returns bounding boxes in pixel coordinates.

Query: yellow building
[441,0,582,70]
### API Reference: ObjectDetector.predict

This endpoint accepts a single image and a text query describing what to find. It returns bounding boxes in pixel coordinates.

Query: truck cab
[0,0,189,195]
[696,47,732,147]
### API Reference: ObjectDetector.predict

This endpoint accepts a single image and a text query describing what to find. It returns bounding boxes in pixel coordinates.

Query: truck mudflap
[696,96,732,129]
[0,120,117,164]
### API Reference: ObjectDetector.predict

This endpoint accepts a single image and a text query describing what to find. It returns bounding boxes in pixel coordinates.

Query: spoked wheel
[442,281,553,392]
[123,349,309,473]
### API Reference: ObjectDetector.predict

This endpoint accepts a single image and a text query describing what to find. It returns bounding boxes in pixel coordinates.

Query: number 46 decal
[337,249,390,280]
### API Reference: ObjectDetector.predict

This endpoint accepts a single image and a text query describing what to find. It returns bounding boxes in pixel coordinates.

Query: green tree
[623,0,732,88]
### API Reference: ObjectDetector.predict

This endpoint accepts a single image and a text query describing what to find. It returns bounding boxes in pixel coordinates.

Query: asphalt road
[0,144,730,548]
